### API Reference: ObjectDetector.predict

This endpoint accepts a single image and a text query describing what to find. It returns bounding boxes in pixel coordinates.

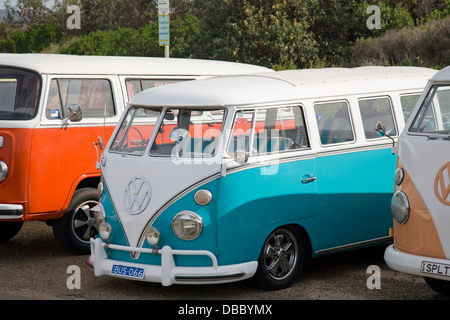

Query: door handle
[301,175,316,184]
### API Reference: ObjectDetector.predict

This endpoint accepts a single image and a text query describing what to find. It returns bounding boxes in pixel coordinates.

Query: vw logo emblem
[124,176,152,214]
[434,162,450,206]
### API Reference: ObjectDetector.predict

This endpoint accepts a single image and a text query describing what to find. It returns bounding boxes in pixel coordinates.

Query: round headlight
[194,189,212,206]
[171,211,203,240]
[99,222,112,240]
[0,161,8,183]
[391,191,410,224]
[91,203,106,227]
[394,168,404,185]
[145,226,160,246]
[97,182,104,197]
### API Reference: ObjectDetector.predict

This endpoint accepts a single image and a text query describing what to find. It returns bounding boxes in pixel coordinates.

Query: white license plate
[420,261,450,277]
[111,264,145,279]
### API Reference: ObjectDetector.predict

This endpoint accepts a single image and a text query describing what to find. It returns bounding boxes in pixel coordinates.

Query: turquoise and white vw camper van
[88,67,436,289]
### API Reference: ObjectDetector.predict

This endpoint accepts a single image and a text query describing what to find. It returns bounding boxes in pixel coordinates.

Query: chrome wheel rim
[263,229,298,280]
[72,200,98,243]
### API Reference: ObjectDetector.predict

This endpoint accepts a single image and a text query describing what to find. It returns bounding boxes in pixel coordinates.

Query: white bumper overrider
[385,244,450,281]
[90,237,258,286]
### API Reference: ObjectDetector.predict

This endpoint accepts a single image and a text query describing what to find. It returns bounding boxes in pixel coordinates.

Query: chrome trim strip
[314,236,392,256]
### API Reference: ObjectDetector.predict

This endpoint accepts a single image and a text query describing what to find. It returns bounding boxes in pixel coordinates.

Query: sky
[0,1,15,9]
[0,1,56,10]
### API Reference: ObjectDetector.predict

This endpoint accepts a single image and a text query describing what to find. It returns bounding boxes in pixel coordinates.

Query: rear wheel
[52,188,99,254]
[254,226,305,290]
[0,221,23,242]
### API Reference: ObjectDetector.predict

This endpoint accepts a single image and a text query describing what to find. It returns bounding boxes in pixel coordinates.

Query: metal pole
[165,45,169,58]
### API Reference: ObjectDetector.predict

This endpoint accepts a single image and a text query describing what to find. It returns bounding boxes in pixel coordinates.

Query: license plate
[420,261,450,277]
[111,264,145,279]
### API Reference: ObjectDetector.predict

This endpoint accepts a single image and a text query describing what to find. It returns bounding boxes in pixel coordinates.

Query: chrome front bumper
[89,237,258,286]
[0,204,23,219]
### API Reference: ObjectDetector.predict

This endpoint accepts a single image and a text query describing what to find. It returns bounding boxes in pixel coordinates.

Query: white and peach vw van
[0,54,271,253]
[384,66,450,295]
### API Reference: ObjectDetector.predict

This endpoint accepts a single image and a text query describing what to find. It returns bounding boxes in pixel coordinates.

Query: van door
[29,76,119,217]
[313,99,396,252]
[217,105,317,265]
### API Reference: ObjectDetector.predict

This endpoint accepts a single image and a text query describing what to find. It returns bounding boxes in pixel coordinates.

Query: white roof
[0,53,272,76]
[130,66,438,107]
[430,65,450,82]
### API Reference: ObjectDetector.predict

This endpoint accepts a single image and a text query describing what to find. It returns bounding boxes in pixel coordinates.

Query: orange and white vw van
[384,66,450,295]
[0,54,271,253]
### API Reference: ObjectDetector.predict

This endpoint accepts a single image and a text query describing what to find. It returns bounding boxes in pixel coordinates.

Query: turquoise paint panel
[103,178,220,267]
[309,147,396,253]
[215,147,395,264]
[102,147,395,268]
[217,158,317,265]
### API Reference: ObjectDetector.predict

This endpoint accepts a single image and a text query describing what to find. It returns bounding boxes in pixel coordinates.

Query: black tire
[254,226,305,290]
[52,188,98,254]
[0,221,23,242]
[424,277,450,295]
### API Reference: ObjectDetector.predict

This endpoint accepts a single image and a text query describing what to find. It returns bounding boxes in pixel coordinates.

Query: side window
[125,79,183,100]
[359,97,397,139]
[314,101,354,145]
[253,106,309,154]
[228,106,310,155]
[46,78,115,119]
[400,94,421,122]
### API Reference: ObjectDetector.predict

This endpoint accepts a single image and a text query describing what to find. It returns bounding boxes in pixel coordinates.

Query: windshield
[110,107,161,155]
[150,108,225,158]
[0,68,41,120]
[409,85,450,135]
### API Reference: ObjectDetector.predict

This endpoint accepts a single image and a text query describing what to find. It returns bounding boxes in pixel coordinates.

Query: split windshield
[0,68,41,120]
[409,85,450,135]
[110,106,225,157]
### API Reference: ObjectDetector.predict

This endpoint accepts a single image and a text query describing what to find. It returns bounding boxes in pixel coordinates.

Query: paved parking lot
[0,221,447,302]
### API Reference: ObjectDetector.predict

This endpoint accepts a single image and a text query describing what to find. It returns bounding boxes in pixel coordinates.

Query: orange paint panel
[0,129,33,209]
[28,125,115,217]
[393,163,446,259]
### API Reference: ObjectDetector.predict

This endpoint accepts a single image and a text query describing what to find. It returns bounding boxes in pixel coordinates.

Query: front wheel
[254,226,305,290]
[52,188,99,254]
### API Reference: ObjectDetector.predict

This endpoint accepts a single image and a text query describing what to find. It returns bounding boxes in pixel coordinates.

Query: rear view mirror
[234,149,249,165]
[375,121,395,147]
[375,121,386,136]
[68,104,82,122]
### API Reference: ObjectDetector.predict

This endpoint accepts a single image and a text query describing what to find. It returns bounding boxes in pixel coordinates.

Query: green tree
[4,0,53,30]
[191,0,320,69]
[0,24,62,52]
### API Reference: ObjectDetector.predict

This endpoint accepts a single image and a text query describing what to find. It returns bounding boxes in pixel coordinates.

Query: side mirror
[234,149,249,165]
[67,104,82,122]
[375,121,386,137]
[374,121,395,147]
